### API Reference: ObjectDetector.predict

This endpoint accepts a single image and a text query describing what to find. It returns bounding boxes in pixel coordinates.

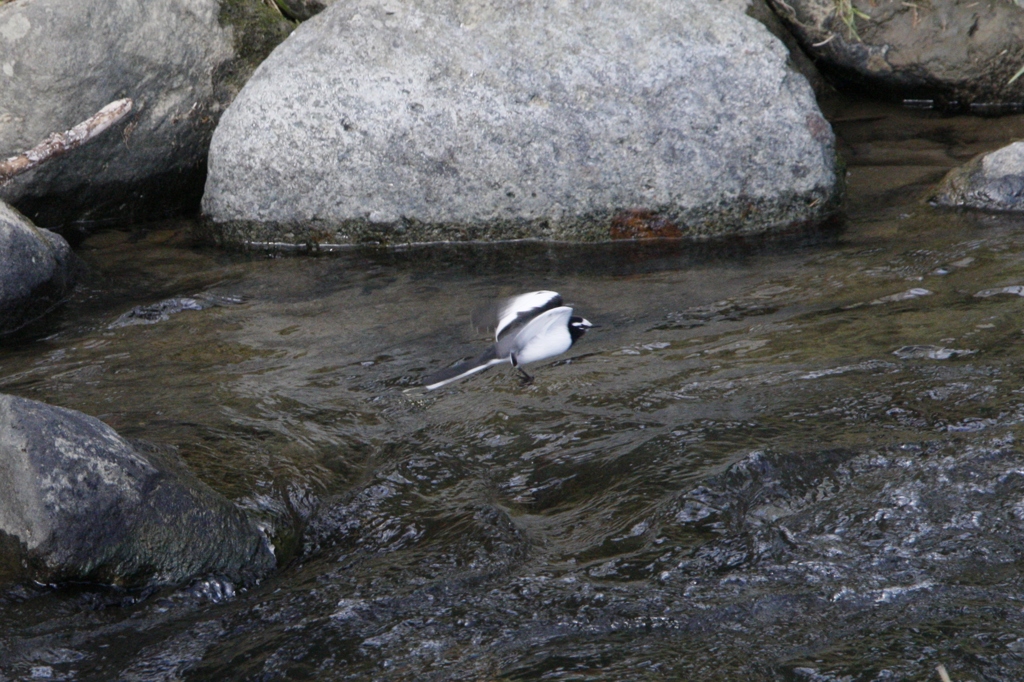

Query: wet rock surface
[0,394,275,587]
[0,0,293,234]
[202,0,841,248]
[0,201,77,337]
[769,0,1024,110]
[930,141,1024,212]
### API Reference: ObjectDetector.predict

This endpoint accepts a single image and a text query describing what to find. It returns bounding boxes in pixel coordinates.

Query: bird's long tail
[423,346,507,391]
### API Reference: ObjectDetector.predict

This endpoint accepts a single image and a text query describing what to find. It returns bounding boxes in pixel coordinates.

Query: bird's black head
[568,316,592,343]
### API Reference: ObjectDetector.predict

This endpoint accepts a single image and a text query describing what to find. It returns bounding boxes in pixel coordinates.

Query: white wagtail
[423,291,593,390]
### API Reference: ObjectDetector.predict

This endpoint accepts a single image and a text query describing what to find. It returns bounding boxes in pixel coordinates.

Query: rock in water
[0,201,77,337]
[930,142,1024,213]
[201,0,842,249]
[0,394,275,587]
[0,0,293,234]
[769,0,1024,110]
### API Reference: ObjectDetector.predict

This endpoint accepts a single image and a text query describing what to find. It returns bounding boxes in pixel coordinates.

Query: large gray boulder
[930,142,1024,212]
[201,0,842,249]
[768,0,1024,111]
[0,0,293,234]
[0,394,275,587]
[0,201,77,337]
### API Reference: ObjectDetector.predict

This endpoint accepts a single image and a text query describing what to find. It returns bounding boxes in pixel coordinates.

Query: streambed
[3,98,1024,680]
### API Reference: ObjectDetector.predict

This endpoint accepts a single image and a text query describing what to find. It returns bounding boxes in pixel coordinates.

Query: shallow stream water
[4,97,1024,680]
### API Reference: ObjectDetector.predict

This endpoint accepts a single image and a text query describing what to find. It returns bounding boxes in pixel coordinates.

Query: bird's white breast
[515,326,572,365]
[506,306,574,365]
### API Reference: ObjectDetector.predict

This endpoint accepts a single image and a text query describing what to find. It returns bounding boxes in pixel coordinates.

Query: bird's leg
[510,353,533,384]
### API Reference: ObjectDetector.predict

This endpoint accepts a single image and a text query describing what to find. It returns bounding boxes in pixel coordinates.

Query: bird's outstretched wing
[471,291,563,340]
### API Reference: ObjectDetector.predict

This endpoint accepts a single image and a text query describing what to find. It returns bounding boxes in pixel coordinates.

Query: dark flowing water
[4,98,1024,681]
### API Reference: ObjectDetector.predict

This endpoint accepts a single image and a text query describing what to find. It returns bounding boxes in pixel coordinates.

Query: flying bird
[423,291,592,390]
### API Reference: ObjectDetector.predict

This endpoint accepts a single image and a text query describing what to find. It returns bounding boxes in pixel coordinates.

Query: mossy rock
[216,0,297,100]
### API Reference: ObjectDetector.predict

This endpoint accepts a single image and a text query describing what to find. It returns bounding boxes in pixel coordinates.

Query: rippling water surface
[4,99,1024,680]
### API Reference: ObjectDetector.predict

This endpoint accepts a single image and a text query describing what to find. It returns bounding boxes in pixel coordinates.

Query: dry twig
[0,98,133,187]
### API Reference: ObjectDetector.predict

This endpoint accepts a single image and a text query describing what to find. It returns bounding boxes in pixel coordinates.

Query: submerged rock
[0,0,293,235]
[768,0,1024,110]
[929,142,1024,212]
[0,201,77,337]
[0,394,275,587]
[109,292,244,329]
[201,0,842,249]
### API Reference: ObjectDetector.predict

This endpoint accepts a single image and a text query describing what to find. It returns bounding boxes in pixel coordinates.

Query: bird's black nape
[568,316,591,343]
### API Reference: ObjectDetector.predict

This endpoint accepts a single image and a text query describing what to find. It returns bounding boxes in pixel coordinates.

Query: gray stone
[201,0,842,249]
[740,0,830,98]
[930,142,1024,213]
[0,0,293,233]
[768,0,1024,110]
[0,201,77,337]
[0,394,275,587]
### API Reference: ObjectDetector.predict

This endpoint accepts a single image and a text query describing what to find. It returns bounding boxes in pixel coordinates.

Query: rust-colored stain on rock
[610,209,682,240]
